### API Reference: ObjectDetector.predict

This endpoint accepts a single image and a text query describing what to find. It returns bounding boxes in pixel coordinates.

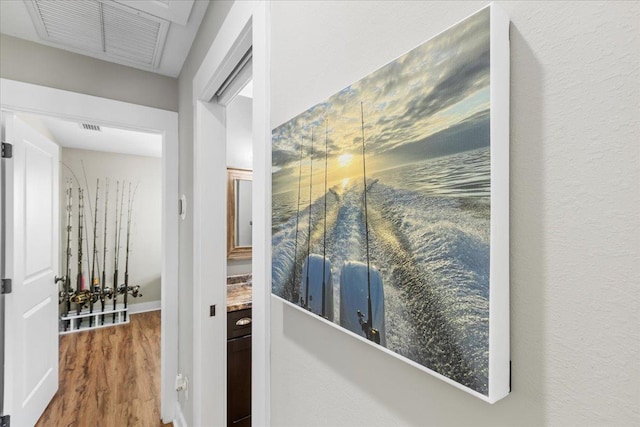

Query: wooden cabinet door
[227,334,251,426]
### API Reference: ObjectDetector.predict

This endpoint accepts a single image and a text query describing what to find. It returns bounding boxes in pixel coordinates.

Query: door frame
[191,1,270,425]
[0,78,179,423]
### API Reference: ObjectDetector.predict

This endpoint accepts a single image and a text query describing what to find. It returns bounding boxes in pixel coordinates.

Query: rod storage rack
[60,304,130,335]
[58,174,143,335]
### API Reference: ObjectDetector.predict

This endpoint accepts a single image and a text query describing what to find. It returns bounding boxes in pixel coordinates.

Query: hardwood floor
[36,311,172,427]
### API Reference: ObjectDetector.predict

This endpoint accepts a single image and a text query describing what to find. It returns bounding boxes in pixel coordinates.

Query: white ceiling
[22,113,162,158]
[0,0,209,77]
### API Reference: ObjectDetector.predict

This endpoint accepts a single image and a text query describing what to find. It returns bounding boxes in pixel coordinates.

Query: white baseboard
[174,401,187,427]
[127,300,161,314]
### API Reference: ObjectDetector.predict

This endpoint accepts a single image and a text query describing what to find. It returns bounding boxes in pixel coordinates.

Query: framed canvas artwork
[271,4,510,403]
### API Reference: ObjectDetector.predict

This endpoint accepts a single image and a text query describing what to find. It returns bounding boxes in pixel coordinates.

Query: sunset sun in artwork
[338,153,353,167]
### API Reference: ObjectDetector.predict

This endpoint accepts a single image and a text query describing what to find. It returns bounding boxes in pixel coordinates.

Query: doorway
[191,2,270,425]
[0,78,179,424]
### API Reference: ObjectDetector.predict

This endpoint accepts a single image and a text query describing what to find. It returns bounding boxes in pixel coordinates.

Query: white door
[2,115,59,426]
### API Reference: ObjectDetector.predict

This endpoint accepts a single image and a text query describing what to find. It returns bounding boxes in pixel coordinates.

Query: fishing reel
[128,285,142,298]
[89,286,102,304]
[70,290,92,307]
[58,289,74,305]
[102,286,114,300]
[116,283,143,298]
[357,310,381,344]
[55,276,69,304]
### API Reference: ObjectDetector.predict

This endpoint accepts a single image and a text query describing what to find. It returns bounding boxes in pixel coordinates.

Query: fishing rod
[81,162,101,286]
[89,178,100,326]
[291,137,305,302]
[304,128,315,309]
[62,180,73,331]
[61,163,90,328]
[122,183,140,321]
[76,188,85,328]
[359,101,379,344]
[100,179,109,325]
[322,119,329,318]
[123,182,132,321]
[113,180,124,323]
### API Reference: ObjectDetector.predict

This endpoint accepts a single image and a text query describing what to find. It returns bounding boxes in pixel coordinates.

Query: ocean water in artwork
[272,8,491,395]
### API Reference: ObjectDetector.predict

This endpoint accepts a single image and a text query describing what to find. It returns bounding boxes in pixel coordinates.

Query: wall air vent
[25,0,169,70]
[80,123,102,132]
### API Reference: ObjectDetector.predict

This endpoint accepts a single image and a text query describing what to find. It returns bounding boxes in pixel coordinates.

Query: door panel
[3,115,59,427]
[25,144,54,276]
[23,296,54,405]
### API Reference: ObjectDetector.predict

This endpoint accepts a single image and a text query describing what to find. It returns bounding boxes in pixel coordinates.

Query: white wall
[61,148,162,306]
[270,1,640,426]
[227,94,253,275]
[227,94,253,170]
[176,1,234,424]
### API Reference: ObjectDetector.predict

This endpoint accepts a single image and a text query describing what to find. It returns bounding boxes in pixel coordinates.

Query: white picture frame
[271,3,510,403]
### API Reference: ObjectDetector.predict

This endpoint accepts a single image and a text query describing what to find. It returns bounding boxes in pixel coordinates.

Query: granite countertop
[227,274,252,312]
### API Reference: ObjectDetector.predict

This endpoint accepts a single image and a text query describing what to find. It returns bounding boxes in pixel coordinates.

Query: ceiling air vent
[81,123,102,132]
[25,0,169,69]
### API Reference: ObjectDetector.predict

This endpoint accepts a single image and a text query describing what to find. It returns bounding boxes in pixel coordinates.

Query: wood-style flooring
[36,311,172,427]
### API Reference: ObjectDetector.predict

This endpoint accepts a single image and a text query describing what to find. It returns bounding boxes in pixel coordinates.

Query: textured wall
[270,1,640,426]
[176,1,234,424]
[0,34,178,112]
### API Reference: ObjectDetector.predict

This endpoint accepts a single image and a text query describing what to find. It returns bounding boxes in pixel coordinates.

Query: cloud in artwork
[373,109,490,170]
[272,7,491,182]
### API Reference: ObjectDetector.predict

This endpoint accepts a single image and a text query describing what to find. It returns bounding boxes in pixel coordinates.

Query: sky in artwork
[272,8,491,193]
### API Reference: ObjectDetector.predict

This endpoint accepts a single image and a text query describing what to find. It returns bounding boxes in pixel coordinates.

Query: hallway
[36,312,169,427]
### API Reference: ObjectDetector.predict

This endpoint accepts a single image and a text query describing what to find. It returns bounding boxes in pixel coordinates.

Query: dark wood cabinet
[227,308,251,427]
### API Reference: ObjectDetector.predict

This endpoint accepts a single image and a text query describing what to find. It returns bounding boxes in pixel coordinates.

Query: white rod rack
[59,303,130,335]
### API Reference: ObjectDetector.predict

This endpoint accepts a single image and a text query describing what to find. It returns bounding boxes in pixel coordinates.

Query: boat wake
[272,177,490,394]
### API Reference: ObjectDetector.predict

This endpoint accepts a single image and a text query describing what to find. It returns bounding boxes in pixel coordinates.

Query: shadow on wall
[133,276,161,304]
[508,22,546,424]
